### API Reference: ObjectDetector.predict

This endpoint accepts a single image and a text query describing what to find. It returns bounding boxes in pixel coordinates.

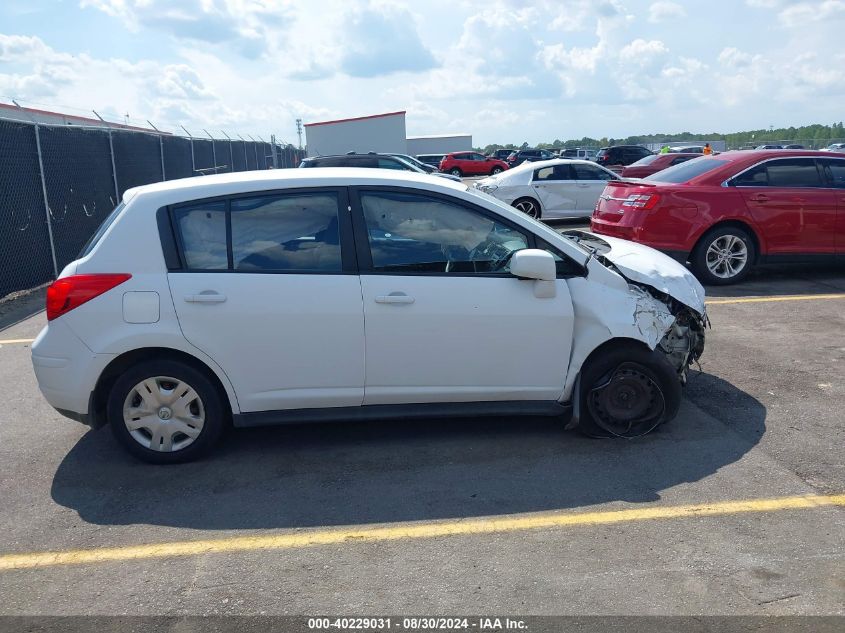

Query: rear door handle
[375,293,415,305]
[184,292,227,303]
[752,194,769,202]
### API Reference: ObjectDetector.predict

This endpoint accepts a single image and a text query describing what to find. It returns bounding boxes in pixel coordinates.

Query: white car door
[352,188,575,405]
[167,189,365,413]
[531,164,578,218]
[571,163,618,214]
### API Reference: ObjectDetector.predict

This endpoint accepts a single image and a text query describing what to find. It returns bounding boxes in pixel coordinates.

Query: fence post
[222,131,234,172]
[238,134,248,168]
[93,111,120,203]
[248,135,259,169]
[181,126,195,175]
[148,120,166,181]
[14,101,59,277]
[270,134,279,168]
[205,129,217,173]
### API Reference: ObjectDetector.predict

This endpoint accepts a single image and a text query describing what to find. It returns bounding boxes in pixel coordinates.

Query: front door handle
[184,292,227,303]
[375,292,415,305]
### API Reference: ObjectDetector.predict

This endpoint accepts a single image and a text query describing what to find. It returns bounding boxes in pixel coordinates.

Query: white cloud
[778,0,845,25]
[718,47,754,68]
[648,1,686,22]
[618,39,669,67]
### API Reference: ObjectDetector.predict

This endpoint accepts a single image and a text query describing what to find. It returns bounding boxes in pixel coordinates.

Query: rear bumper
[31,320,113,426]
[590,218,690,263]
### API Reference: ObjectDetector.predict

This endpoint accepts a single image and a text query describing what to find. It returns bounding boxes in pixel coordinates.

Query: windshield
[630,154,660,167]
[644,157,729,183]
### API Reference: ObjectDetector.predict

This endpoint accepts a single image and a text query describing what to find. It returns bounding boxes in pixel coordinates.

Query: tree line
[476,122,845,154]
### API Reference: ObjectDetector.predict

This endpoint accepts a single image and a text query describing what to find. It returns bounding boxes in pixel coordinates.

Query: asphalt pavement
[0,258,842,616]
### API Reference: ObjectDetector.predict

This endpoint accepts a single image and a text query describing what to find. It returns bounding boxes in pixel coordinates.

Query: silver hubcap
[515,200,539,218]
[705,234,748,279]
[122,376,205,452]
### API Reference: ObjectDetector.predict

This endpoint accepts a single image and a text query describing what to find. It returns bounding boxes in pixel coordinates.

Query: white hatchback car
[32,169,707,463]
[475,159,620,220]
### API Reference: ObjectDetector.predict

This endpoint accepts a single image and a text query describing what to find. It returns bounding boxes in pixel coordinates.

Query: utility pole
[296,118,303,150]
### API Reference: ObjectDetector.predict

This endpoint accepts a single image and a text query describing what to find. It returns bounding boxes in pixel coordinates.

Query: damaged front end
[629,284,707,383]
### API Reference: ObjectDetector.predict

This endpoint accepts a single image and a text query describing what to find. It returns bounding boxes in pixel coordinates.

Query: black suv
[488,149,516,161]
[595,145,653,167]
[299,152,460,181]
[506,148,556,168]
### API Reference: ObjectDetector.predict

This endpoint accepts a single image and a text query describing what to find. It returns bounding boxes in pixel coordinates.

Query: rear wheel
[449,167,462,177]
[577,343,681,438]
[513,197,541,219]
[490,166,503,175]
[107,360,226,464]
[691,225,756,285]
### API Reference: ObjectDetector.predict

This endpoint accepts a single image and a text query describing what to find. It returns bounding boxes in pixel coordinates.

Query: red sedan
[621,152,700,178]
[591,151,845,284]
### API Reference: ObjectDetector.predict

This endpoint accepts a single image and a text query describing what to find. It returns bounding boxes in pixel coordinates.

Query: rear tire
[577,342,681,438]
[107,359,226,464]
[490,166,503,175]
[691,225,756,285]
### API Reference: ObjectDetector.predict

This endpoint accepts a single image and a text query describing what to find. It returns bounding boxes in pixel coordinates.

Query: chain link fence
[0,118,306,301]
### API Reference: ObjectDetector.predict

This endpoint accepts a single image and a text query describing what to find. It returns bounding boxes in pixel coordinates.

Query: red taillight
[621,194,661,210]
[46,274,131,321]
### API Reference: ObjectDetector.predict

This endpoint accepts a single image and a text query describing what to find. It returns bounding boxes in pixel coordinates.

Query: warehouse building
[304,111,408,157]
[407,134,472,156]
[304,110,474,158]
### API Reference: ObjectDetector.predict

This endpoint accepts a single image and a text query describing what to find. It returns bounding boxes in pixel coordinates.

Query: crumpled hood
[595,234,706,315]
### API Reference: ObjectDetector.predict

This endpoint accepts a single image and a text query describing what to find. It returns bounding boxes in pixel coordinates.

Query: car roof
[123,167,467,206]
[504,157,606,175]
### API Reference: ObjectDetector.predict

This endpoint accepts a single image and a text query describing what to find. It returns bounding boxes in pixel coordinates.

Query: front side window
[230,193,341,272]
[572,164,614,180]
[360,191,528,274]
[174,201,228,269]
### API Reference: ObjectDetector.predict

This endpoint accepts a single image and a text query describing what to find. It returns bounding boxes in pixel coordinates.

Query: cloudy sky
[1,0,843,146]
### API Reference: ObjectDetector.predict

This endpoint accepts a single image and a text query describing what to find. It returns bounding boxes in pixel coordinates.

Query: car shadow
[51,372,765,530]
[704,262,845,298]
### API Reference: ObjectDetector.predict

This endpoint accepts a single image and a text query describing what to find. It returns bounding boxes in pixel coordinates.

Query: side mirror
[511,249,556,281]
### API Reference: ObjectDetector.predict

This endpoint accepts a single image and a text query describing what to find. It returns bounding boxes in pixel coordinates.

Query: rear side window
[534,165,572,181]
[230,193,341,272]
[173,192,342,272]
[731,164,768,186]
[765,159,822,188]
[377,158,407,170]
[646,157,728,183]
[174,201,228,269]
[821,159,845,188]
[630,155,659,167]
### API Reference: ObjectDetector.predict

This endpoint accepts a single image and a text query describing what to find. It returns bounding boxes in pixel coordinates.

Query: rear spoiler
[607,178,658,187]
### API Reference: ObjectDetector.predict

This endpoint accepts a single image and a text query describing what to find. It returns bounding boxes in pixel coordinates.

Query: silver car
[475,159,619,219]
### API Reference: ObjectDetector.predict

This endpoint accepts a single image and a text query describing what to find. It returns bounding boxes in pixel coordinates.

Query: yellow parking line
[0,494,842,571]
[0,338,35,345]
[707,293,845,305]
